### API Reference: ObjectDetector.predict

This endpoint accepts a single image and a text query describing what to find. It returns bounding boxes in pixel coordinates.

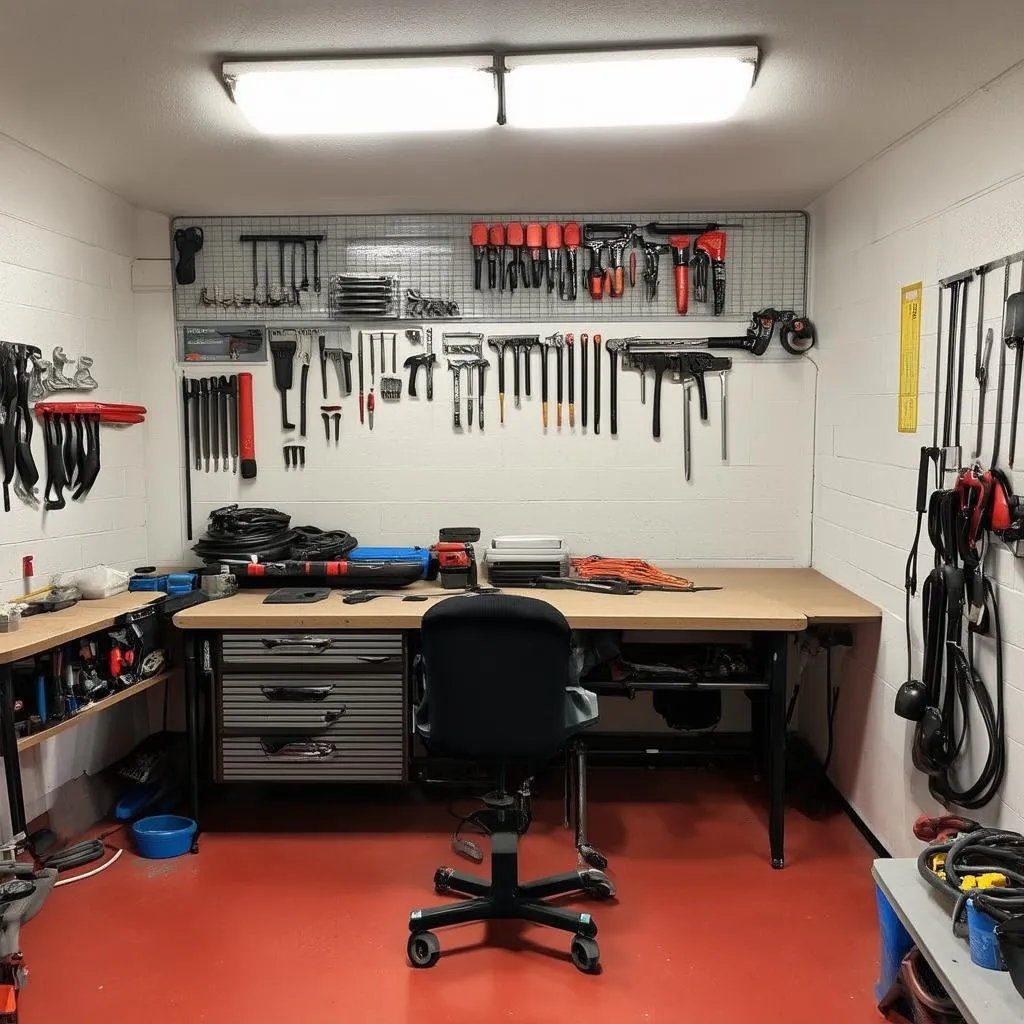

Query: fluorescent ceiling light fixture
[504,46,758,129]
[222,55,497,135]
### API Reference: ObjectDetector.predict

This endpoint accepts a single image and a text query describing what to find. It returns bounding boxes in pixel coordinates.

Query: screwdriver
[545,222,562,293]
[470,223,488,290]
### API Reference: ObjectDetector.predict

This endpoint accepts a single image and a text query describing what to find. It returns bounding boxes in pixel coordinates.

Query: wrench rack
[171,211,807,326]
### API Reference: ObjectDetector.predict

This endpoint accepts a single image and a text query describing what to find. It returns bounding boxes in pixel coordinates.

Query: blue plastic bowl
[131,814,197,859]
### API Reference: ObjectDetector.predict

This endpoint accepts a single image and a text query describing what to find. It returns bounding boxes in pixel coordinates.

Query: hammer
[404,352,436,399]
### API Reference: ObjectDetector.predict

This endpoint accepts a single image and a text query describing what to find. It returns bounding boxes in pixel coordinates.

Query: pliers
[298,330,312,438]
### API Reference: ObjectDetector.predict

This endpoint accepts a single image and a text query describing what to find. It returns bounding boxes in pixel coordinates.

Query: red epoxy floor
[21,772,880,1023]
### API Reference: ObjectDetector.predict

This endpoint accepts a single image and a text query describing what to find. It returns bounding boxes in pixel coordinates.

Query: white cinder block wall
[0,134,156,834]
[806,62,1024,855]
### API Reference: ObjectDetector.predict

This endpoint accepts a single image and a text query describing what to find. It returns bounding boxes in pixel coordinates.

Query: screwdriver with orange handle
[668,235,691,315]
[487,224,505,290]
[545,222,562,293]
[470,223,488,290]
[525,222,544,288]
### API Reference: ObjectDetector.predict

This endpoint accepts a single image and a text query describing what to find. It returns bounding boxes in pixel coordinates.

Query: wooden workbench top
[172,568,878,633]
[0,592,162,665]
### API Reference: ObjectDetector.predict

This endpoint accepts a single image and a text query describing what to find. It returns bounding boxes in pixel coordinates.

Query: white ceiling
[1,1,1022,216]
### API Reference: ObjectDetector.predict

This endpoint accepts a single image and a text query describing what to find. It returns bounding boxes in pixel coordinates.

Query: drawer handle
[356,655,401,665]
[261,637,334,653]
[322,709,346,725]
[259,685,335,702]
[259,740,336,762]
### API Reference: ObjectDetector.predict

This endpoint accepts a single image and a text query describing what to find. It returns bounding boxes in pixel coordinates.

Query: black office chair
[408,594,614,973]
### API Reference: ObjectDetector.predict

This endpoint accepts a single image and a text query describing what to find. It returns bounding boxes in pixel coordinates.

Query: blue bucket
[967,899,1006,971]
[875,884,913,999]
[131,814,197,859]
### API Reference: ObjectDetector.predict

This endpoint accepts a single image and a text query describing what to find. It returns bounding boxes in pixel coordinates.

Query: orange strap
[571,557,694,590]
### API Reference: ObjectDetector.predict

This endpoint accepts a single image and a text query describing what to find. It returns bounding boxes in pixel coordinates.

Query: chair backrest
[419,593,572,760]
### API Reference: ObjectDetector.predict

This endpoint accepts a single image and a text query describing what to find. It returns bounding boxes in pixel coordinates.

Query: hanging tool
[181,376,195,540]
[472,359,488,429]
[367,389,375,431]
[404,353,436,398]
[636,236,669,301]
[0,348,16,510]
[581,232,605,300]
[974,303,994,463]
[238,371,256,479]
[313,240,321,293]
[357,332,365,425]
[517,337,539,399]
[580,332,589,428]
[380,333,402,400]
[465,357,475,429]
[296,331,310,438]
[682,379,693,482]
[562,222,581,300]
[370,329,376,385]
[694,231,728,314]
[990,266,1012,468]
[488,339,508,422]
[218,374,229,469]
[567,333,576,427]
[470,222,488,289]
[593,334,602,434]
[605,338,624,436]
[525,223,544,287]
[41,413,68,510]
[425,328,435,400]
[173,226,204,285]
[541,334,564,429]
[321,409,331,441]
[539,337,551,428]
[668,236,691,314]
[545,223,562,293]
[629,250,637,289]
[228,374,239,473]
[269,333,297,431]
[448,361,463,429]
[506,222,526,291]
[606,238,631,299]
[487,224,505,289]
[199,377,211,471]
[1006,289,1024,467]
[13,346,40,501]
[209,376,220,471]
[319,335,329,399]
[719,371,729,461]
[324,340,352,397]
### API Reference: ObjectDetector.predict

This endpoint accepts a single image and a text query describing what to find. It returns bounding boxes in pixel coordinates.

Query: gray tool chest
[216,632,406,782]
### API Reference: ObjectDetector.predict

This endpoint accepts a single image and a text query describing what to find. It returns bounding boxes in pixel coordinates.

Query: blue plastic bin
[131,815,197,859]
[875,883,913,998]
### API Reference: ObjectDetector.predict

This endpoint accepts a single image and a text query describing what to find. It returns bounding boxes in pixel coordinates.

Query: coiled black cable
[918,827,1024,934]
[192,505,357,565]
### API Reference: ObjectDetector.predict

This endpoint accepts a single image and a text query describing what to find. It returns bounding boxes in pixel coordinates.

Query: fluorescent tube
[222,56,498,135]
[504,47,758,129]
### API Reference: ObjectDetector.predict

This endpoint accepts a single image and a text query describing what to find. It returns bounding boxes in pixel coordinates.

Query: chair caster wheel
[433,867,454,894]
[570,935,600,973]
[772,857,784,870]
[408,930,440,968]
[580,868,616,899]
[578,844,608,870]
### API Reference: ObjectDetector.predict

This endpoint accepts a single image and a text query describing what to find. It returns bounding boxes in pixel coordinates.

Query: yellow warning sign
[899,283,923,432]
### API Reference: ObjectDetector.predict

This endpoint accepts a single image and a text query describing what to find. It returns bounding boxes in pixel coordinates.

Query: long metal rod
[990,263,1013,468]
[953,277,970,448]
[932,284,944,449]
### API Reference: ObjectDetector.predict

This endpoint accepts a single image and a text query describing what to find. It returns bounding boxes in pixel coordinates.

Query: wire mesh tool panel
[171,211,807,325]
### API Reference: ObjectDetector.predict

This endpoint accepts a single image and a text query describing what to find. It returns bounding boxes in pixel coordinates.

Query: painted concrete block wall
[141,283,817,567]
[0,134,153,835]
[807,63,1024,855]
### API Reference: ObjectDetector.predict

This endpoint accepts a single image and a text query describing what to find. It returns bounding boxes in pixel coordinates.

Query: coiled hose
[918,826,1024,935]
[192,505,356,564]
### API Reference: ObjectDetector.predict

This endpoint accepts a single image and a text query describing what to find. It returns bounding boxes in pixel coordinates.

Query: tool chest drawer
[221,675,403,731]
[218,732,404,782]
[221,632,403,673]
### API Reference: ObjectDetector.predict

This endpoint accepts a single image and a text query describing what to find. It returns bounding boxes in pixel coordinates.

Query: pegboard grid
[172,211,807,324]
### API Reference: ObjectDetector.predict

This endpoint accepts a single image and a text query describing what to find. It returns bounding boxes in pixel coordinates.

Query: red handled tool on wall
[487,224,505,290]
[694,231,727,314]
[525,223,544,288]
[562,221,580,300]
[238,371,257,479]
[667,236,691,315]
[545,222,563,293]
[506,222,526,291]
[470,223,488,290]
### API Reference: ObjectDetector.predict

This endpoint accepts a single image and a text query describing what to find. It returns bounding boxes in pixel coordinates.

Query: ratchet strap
[570,557,716,592]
